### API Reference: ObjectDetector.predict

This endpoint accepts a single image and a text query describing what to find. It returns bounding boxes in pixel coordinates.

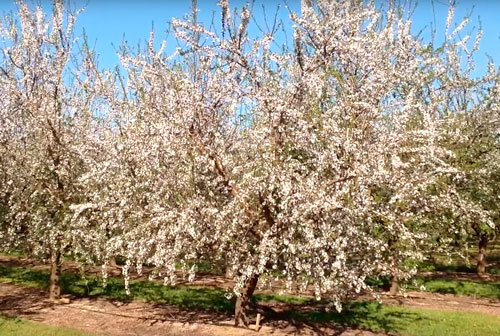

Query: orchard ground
[0,247,500,336]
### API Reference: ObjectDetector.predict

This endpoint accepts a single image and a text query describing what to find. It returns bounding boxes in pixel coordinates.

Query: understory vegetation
[1,263,498,304]
[1,262,500,336]
[0,315,91,336]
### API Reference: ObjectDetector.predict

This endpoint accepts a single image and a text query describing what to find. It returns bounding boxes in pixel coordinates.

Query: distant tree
[424,6,500,276]
[444,87,500,275]
[372,5,500,289]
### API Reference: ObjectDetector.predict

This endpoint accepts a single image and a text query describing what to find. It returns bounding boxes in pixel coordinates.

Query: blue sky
[1,1,499,76]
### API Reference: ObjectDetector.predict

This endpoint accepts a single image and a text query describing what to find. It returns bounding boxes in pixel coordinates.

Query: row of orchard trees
[0,0,499,326]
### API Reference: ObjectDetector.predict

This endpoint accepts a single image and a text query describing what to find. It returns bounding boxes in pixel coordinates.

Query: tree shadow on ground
[0,283,423,336]
[0,286,54,320]
[248,300,425,336]
[0,262,429,335]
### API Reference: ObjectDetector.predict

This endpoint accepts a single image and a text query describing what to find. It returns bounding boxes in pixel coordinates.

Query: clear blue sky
[1,1,499,76]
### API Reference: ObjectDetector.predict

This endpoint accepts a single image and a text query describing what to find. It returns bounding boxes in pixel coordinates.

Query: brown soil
[379,291,500,316]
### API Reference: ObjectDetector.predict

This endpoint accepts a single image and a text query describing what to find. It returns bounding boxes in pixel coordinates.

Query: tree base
[388,277,399,296]
[234,274,259,328]
[47,297,71,304]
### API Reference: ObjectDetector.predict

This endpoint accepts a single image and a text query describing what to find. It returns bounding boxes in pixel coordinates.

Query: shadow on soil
[0,261,427,335]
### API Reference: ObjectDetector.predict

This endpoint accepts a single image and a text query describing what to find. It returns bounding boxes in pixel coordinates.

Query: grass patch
[254,292,312,305]
[418,261,476,273]
[0,264,314,312]
[418,260,500,275]
[365,275,500,300]
[0,315,93,336]
[409,277,500,299]
[1,250,26,258]
[290,301,500,336]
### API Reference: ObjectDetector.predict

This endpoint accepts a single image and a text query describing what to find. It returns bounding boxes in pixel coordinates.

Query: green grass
[1,264,500,336]
[409,277,500,299]
[1,250,75,261]
[1,250,26,258]
[290,301,500,336]
[254,292,312,305]
[0,316,93,336]
[0,264,316,312]
[365,274,500,300]
[418,260,500,275]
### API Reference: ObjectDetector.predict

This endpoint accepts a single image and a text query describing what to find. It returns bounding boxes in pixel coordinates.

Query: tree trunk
[49,249,62,301]
[389,276,399,296]
[234,274,259,327]
[224,257,232,279]
[108,256,118,268]
[477,233,489,275]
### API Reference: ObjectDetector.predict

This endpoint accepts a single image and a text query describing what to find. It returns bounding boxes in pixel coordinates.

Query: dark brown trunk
[477,233,488,275]
[389,276,399,296]
[49,249,62,301]
[234,274,259,327]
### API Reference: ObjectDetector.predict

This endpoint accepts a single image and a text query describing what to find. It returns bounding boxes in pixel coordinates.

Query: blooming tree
[82,0,475,326]
[416,6,500,275]
[441,79,500,275]
[365,5,500,289]
[0,1,102,301]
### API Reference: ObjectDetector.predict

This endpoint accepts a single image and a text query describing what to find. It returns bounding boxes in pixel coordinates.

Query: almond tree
[369,4,500,290]
[93,0,471,326]
[443,81,500,275]
[420,5,500,276]
[0,1,101,301]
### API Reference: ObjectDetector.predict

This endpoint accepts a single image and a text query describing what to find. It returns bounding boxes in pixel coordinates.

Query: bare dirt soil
[380,291,500,316]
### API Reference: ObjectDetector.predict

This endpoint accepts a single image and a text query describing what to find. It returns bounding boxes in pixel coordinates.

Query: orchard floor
[0,282,380,336]
[1,255,500,335]
[1,282,500,336]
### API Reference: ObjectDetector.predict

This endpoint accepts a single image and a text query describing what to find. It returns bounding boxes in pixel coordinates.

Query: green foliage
[0,315,92,336]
